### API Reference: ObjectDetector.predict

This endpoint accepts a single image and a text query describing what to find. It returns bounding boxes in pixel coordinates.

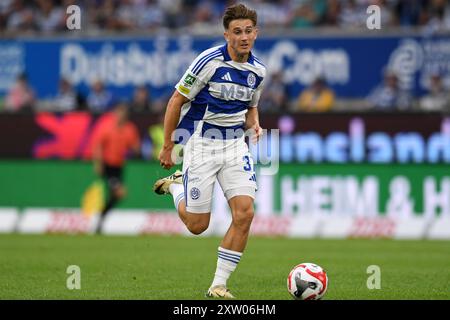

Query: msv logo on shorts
[190,187,201,200]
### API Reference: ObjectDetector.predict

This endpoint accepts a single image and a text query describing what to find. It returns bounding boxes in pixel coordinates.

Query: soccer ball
[287,263,328,300]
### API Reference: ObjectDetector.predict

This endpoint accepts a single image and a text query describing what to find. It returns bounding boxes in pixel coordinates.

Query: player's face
[225,19,257,60]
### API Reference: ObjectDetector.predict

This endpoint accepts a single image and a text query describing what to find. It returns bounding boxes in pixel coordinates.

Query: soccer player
[153,3,265,298]
[93,102,140,234]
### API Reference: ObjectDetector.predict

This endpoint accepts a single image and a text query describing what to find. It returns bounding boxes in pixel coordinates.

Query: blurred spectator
[151,95,170,114]
[87,79,114,113]
[34,0,65,32]
[5,0,35,32]
[295,77,335,112]
[0,0,13,30]
[420,0,450,33]
[394,0,425,27]
[259,72,288,113]
[419,74,450,112]
[52,78,78,112]
[338,0,366,28]
[4,73,35,112]
[367,71,412,111]
[323,0,341,26]
[130,85,153,113]
[113,0,138,30]
[136,0,164,30]
[248,0,290,28]
[0,0,13,13]
[148,113,165,160]
[289,0,327,28]
[89,0,117,31]
[159,0,187,29]
[1,0,449,34]
[190,0,221,33]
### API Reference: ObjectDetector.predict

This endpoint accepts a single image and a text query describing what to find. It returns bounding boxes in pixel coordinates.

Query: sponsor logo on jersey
[183,73,197,87]
[220,84,253,100]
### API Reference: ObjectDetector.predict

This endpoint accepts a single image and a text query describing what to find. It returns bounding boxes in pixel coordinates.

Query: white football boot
[206,285,235,299]
[153,170,183,195]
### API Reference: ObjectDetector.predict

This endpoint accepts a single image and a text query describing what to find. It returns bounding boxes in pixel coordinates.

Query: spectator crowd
[0,0,449,114]
[0,0,449,34]
[2,70,449,114]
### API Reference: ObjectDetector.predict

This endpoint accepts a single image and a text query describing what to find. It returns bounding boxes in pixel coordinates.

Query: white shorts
[182,131,257,214]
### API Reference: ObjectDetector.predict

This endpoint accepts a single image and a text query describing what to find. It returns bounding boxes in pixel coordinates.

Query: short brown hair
[223,3,257,29]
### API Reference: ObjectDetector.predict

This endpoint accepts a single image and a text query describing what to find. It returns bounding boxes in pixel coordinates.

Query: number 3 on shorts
[243,155,257,183]
[243,155,252,171]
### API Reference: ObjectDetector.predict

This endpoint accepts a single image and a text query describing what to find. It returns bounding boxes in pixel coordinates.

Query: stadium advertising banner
[0,161,449,238]
[255,163,449,218]
[9,207,450,239]
[0,161,448,218]
[0,112,448,164]
[0,34,449,99]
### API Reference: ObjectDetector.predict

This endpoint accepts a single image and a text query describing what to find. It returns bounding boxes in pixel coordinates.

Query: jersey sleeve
[175,49,219,100]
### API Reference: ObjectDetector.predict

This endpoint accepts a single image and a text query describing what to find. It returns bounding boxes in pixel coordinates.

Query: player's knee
[185,214,210,235]
[232,207,254,230]
[187,220,209,235]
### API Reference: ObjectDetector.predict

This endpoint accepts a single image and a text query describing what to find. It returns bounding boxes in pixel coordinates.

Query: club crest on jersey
[247,73,256,88]
[190,187,200,200]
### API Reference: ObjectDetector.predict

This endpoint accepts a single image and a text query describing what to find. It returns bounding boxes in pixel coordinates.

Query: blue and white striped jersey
[175,44,266,142]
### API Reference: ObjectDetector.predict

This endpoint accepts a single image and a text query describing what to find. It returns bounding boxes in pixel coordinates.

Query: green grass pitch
[0,234,449,300]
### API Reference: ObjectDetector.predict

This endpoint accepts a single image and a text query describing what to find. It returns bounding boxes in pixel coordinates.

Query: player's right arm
[159,47,218,169]
[159,90,189,169]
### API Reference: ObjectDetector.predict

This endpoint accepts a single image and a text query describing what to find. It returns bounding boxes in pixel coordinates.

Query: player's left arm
[246,76,265,143]
[245,107,262,144]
